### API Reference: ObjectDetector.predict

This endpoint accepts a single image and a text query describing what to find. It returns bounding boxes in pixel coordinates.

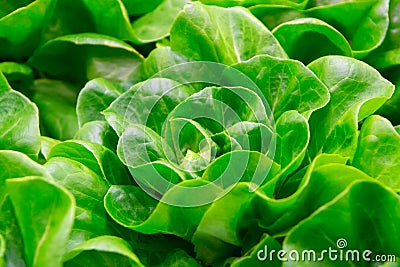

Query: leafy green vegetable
[0,0,54,61]
[47,140,131,185]
[7,177,75,267]
[104,78,194,135]
[376,68,400,124]
[28,33,143,85]
[0,62,34,95]
[364,0,400,69]
[44,157,118,250]
[32,79,79,140]
[283,180,400,266]
[40,136,61,160]
[307,56,394,160]
[274,110,309,178]
[134,47,191,82]
[200,0,308,8]
[105,180,215,240]
[63,236,144,267]
[251,0,390,56]
[0,73,40,158]
[0,151,52,267]
[233,55,329,119]
[154,249,202,267]
[170,2,287,64]
[0,0,34,18]
[2,0,400,266]
[254,154,367,234]
[41,0,137,45]
[77,78,122,127]
[272,18,352,64]
[74,121,119,152]
[131,0,189,43]
[121,0,163,16]
[192,183,266,263]
[353,115,400,191]
[250,5,307,30]
[306,0,390,56]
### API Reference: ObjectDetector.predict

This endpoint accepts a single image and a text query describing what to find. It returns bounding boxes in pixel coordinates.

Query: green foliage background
[0,0,400,266]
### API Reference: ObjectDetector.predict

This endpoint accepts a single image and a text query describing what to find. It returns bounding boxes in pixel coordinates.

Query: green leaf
[40,136,61,160]
[0,150,52,194]
[0,235,4,266]
[192,183,261,263]
[254,154,371,234]
[364,0,400,68]
[164,118,217,172]
[170,2,286,65]
[376,68,400,125]
[0,1,34,18]
[105,180,217,240]
[275,110,309,178]
[226,122,273,154]
[0,62,34,96]
[121,0,163,16]
[307,56,394,160]
[169,86,270,134]
[32,79,79,141]
[117,124,166,167]
[202,151,279,188]
[366,48,400,70]
[74,121,119,152]
[28,33,143,85]
[192,152,280,263]
[104,185,158,228]
[104,78,194,136]
[127,160,187,197]
[191,157,281,263]
[233,55,329,119]
[77,78,122,127]
[155,250,202,267]
[116,122,187,194]
[42,0,137,44]
[63,236,144,267]
[200,0,308,8]
[0,73,40,158]
[0,212,22,267]
[44,158,116,250]
[211,131,242,156]
[48,140,131,185]
[251,0,390,56]
[0,151,52,267]
[0,71,11,92]
[134,47,191,82]
[131,0,189,43]
[272,18,352,64]
[250,5,306,30]
[306,0,390,56]
[7,176,75,267]
[0,0,54,60]
[128,232,194,266]
[353,115,400,192]
[283,181,400,266]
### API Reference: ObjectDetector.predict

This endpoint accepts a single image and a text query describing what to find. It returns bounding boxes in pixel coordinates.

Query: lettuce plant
[0,0,400,266]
